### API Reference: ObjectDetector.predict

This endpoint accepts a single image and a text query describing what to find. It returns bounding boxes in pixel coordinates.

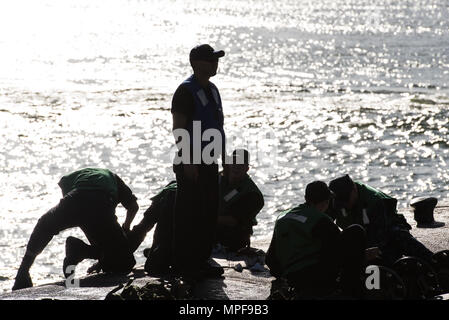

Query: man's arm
[172,112,199,182]
[171,84,199,181]
[114,174,139,232]
[122,200,139,232]
[171,84,194,132]
[218,192,264,227]
[172,111,188,131]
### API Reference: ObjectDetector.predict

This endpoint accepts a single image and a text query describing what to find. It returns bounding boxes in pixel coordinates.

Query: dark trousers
[172,163,219,274]
[381,228,434,265]
[287,225,367,297]
[216,225,251,251]
[25,189,135,273]
[131,190,176,274]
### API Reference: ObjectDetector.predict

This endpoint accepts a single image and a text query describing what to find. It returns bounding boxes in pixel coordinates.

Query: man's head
[305,181,333,213]
[189,44,225,78]
[223,149,250,185]
[328,174,358,210]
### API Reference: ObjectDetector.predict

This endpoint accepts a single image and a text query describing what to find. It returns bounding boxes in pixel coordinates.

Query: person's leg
[144,223,172,275]
[144,193,176,275]
[13,191,80,290]
[198,163,219,262]
[387,229,433,263]
[82,221,135,273]
[172,165,203,276]
[63,236,99,278]
[79,191,135,274]
[216,226,250,252]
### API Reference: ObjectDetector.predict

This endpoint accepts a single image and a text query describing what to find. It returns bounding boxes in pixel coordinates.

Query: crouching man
[13,168,138,290]
[266,181,378,298]
[328,174,433,265]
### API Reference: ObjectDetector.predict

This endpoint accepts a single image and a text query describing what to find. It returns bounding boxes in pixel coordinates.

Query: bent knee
[101,253,136,273]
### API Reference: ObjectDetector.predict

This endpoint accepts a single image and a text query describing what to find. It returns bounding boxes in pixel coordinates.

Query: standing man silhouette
[170,44,226,279]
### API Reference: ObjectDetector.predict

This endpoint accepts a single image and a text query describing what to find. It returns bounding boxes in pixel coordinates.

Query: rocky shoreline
[1,203,448,300]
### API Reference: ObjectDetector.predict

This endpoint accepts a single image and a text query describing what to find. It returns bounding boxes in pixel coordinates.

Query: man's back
[58,168,118,197]
[266,203,335,278]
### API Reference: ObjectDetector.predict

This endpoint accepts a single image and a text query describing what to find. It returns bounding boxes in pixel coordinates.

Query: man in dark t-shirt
[12,168,139,290]
[171,44,226,279]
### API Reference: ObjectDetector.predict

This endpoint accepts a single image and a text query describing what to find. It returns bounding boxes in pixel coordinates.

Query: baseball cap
[305,181,333,204]
[190,44,225,62]
[329,174,355,204]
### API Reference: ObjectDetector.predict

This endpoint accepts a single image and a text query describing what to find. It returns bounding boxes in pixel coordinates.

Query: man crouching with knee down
[266,181,379,298]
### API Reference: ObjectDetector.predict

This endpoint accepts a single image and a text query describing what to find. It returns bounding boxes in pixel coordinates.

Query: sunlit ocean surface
[1,0,448,292]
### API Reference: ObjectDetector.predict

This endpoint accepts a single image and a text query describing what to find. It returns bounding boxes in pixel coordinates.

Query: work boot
[12,270,33,291]
[63,236,91,278]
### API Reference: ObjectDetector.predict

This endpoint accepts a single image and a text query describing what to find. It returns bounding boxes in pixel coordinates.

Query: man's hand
[365,247,382,262]
[122,200,139,232]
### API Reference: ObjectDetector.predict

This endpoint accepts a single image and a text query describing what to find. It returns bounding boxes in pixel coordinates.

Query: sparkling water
[1,0,448,292]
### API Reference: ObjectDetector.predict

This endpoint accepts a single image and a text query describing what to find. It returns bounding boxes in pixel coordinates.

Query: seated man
[328,174,434,266]
[13,168,139,290]
[127,149,264,276]
[216,149,264,251]
[265,181,377,298]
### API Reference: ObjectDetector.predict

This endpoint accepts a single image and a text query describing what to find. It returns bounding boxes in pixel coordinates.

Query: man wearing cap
[12,168,138,290]
[265,181,370,298]
[170,44,226,278]
[216,149,264,251]
[328,174,434,265]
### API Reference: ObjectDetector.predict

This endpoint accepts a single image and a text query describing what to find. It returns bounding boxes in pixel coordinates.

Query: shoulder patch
[196,89,208,106]
[223,189,238,202]
[211,88,220,105]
